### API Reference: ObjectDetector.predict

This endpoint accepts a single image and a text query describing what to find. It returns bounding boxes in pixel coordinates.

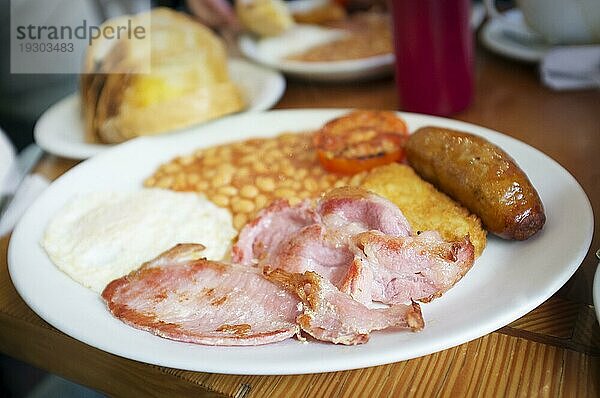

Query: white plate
[9,109,593,375]
[480,9,552,63]
[33,59,285,160]
[594,250,600,323]
[240,7,487,82]
[239,27,395,82]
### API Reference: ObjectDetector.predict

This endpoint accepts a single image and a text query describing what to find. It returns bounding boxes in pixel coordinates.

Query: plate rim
[10,108,594,374]
[594,253,600,324]
[33,58,286,160]
[239,33,395,72]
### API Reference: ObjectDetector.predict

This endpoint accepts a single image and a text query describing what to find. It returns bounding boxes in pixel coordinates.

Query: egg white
[41,188,236,293]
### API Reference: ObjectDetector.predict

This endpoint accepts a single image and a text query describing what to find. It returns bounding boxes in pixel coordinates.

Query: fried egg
[41,188,236,293]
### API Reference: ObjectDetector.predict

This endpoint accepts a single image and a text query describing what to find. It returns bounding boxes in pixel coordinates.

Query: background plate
[239,32,394,82]
[10,109,593,375]
[33,59,285,160]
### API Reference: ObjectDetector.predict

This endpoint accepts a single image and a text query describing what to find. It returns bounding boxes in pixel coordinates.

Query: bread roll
[236,0,294,37]
[81,8,245,144]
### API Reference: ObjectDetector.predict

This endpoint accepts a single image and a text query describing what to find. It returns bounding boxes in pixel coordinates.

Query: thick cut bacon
[271,224,354,286]
[102,244,301,346]
[338,258,374,305]
[318,187,412,242]
[233,186,473,310]
[350,231,475,304]
[264,268,424,345]
[232,200,319,265]
[234,187,411,268]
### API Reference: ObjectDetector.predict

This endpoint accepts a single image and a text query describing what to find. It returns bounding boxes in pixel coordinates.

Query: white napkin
[540,46,600,90]
[0,174,50,236]
[0,130,16,194]
[0,129,50,236]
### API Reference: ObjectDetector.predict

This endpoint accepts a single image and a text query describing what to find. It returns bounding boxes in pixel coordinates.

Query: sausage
[405,126,545,240]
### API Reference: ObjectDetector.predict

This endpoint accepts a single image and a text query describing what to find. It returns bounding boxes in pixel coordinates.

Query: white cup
[485,0,600,45]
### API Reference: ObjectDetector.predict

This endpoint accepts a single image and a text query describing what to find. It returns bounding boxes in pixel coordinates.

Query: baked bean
[145,131,359,230]
[303,177,318,191]
[275,188,296,199]
[350,174,363,186]
[218,186,238,196]
[334,179,346,188]
[253,162,269,173]
[217,164,236,175]
[145,176,156,186]
[280,179,294,188]
[195,180,209,191]
[240,185,259,199]
[163,163,180,173]
[289,197,302,206]
[179,155,195,166]
[211,194,229,207]
[232,198,254,213]
[203,156,220,167]
[296,168,308,179]
[187,174,200,184]
[156,176,174,189]
[211,173,232,187]
[256,176,275,192]
[237,167,251,177]
[233,213,248,230]
[255,194,268,209]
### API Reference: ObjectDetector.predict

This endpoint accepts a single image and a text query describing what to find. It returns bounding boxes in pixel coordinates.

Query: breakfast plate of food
[9,109,593,374]
[239,11,395,82]
[34,59,285,160]
[34,8,286,160]
[239,2,488,82]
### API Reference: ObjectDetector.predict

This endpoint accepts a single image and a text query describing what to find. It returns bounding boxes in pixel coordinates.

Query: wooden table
[1,46,599,397]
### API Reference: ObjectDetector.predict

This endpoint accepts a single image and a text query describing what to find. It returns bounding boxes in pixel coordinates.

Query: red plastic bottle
[391,0,474,116]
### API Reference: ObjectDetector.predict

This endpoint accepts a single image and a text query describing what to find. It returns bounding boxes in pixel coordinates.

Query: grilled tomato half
[314,110,409,175]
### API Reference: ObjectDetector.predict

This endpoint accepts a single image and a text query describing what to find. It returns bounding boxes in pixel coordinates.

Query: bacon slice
[317,187,413,242]
[102,244,301,346]
[264,267,424,345]
[232,200,319,265]
[338,258,374,305]
[271,224,354,286]
[350,231,475,304]
[233,187,411,267]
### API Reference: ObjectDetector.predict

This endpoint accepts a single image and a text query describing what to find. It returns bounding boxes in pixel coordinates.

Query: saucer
[480,9,552,62]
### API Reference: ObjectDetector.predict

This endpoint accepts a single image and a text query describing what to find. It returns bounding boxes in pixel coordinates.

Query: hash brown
[361,163,487,257]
